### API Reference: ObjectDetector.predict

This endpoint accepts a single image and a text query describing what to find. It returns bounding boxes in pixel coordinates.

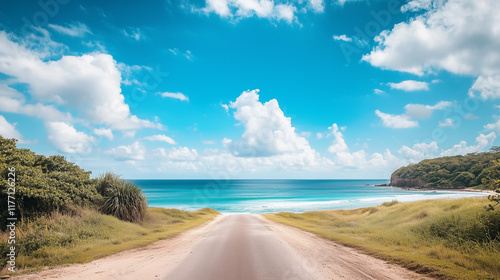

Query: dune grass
[264,197,500,280]
[0,207,219,275]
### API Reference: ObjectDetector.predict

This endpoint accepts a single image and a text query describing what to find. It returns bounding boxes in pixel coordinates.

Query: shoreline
[375,184,498,195]
[154,188,492,215]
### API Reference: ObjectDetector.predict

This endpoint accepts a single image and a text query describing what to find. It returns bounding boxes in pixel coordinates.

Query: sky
[0,0,499,179]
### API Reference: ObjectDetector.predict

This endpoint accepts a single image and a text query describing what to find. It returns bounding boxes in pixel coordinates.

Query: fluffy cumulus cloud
[327,124,348,153]
[375,110,419,129]
[156,147,199,161]
[46,122,96,153]
[363,0,500,98]
[387,80,429,91]
[0,115,23,140]
[398,141,439,162]
[201,0,304,23]
[468,75,500,99]
[226,89,311,157]
[375,101,452,129]
[0,31,161,131]
[0,83,73,122]
[485,117,500,132]
[309,0,324,13]
[441,132,496,156]
[93,128,114,141]
[438,118,454,127]
[327,123,399,169]
[107,141,146,161]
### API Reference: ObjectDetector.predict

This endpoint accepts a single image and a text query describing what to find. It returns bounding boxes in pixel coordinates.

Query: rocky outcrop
[390,174,428,189]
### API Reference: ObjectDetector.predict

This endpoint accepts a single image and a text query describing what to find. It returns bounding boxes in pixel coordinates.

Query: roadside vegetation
[0,137,219,274]
[0,207,218,274]
[265,197,500,280]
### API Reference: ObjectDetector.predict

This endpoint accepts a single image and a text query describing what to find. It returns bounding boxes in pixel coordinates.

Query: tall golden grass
[265,197,500,280]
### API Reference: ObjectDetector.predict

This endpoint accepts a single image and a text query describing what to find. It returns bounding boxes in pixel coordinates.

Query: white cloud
[374,89,385,95]
[401,0,438,12]
[335,0,361,6]
[387,80,429,91]
[300,131,311,138]
[203,140,216,145]
[333,34,352,42]
[398,141,439,162]
[46,122,96,154]
[327,124,349,153]
[157,146,199,161]
[468,75,500,100]
[0,31,162,131]
[158,92,189,101]
[93,128,114,140]
[363,0,500,98]
[0,83,73,122]
[441,132,496,156]
[485,117,500,131]
[143,134,176,145]
[316,132,323,139]
[221,103,229,112]
[375,110,419,129]
[202,0,297,23]
[123,130,136,138]
[465,113,479,120]
[107,141,146,160]
[0,115,23,140]
[309,0,324,12]
[327,123,399,169]
[404,101,452,119]
[48,22,92,37]
[438,118,454,127]
[205,0,231,17]
[226,89,312,157]
[123,27,142,41]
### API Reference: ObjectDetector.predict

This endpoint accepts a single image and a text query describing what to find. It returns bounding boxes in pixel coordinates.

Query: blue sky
[0,0,499,179]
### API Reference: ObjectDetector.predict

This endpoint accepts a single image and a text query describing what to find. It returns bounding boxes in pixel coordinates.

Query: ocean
[132,179,488,214]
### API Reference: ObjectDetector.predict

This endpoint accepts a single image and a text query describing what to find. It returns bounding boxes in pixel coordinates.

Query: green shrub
[423,210,500,245]
[96,173,147,223]
[0,137,100,225]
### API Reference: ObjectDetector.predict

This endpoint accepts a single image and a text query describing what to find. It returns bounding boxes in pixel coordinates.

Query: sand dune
[15,214,428,280]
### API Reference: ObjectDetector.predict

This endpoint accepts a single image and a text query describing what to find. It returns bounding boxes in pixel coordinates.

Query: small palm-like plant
[96,172,147,223]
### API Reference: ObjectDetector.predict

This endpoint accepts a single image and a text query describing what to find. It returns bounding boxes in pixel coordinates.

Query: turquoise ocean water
[133,179,488,214]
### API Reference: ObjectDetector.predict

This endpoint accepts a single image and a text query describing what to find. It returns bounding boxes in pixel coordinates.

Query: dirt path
[14,214,429,280]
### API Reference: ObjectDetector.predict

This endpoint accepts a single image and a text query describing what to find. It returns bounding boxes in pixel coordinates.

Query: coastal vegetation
[0,207,219,273]
[391,147,500,190]
[265,197,500,280]
[0,136,219,273]
[96,173,148,223]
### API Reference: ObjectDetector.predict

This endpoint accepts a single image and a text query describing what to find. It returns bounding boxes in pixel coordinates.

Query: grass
[97,173,148,223]
[264,197,500,280]
[0,207,219,275]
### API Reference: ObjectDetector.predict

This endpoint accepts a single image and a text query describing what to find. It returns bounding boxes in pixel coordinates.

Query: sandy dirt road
[13,214,428,280]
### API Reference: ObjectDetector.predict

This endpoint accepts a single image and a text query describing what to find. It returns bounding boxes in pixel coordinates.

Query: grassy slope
[264,198,500,280]
[0,207,219,275]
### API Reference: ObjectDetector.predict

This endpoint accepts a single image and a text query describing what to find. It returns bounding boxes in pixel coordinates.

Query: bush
[96,173,147,223]
[0,137,100,225]
[423,210,500,245]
